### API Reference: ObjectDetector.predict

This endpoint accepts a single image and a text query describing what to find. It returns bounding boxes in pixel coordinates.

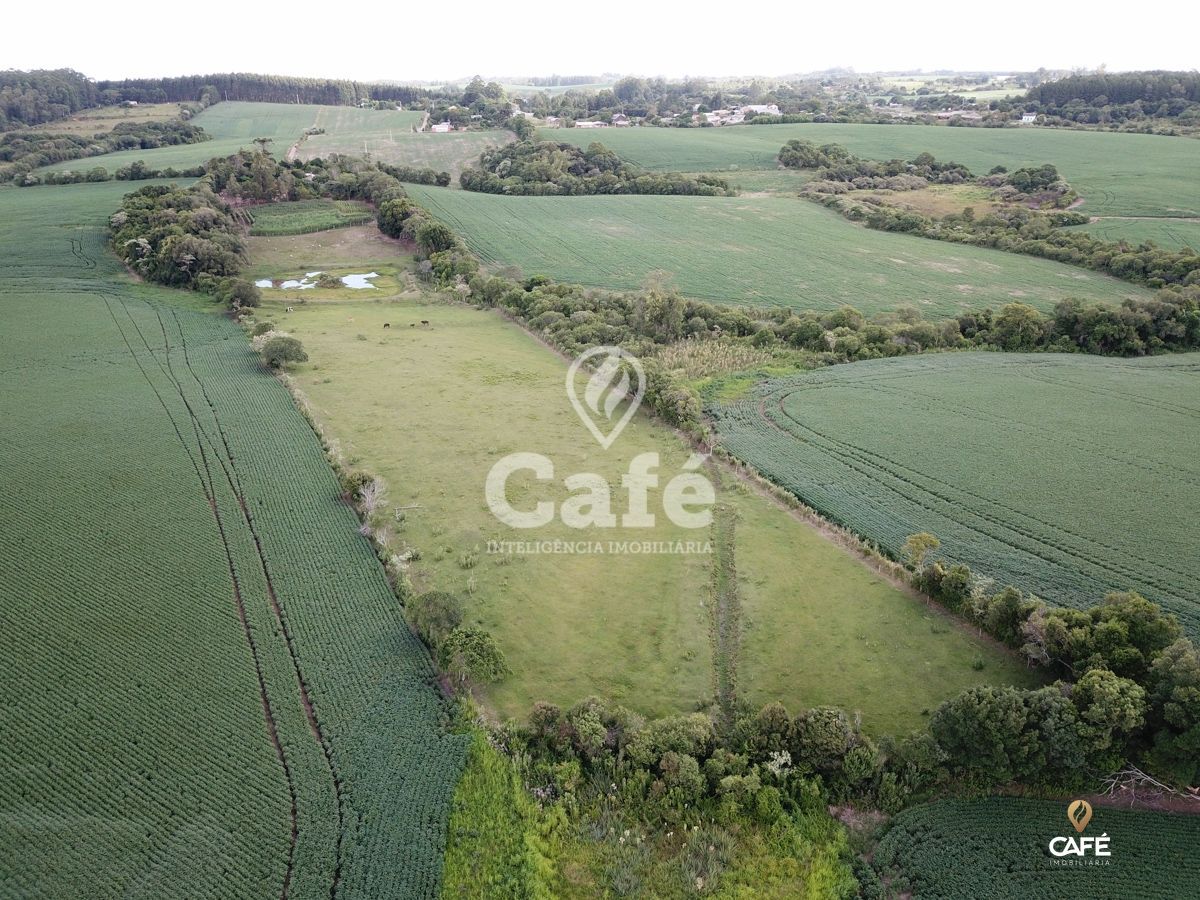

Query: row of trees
[93,72,424,107]
[459,140,732,196]
[1025,72,1200,125]
[780,139,1198,289]
[1,120,210,182]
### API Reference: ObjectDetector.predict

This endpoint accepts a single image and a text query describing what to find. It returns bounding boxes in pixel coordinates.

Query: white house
[611,113,630,126]
[430,122,453,133]
[544,115,561,127]
[575,120,607,128]
[1021,113,1038,124]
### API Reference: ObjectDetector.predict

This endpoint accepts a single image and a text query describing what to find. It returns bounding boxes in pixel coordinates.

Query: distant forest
[0,69,428,130]
[1025,71,1200,123]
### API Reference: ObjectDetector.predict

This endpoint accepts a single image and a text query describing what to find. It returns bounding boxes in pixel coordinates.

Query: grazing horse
[285,306,295,313]
[420,320,430,327]
[383,323,391,328]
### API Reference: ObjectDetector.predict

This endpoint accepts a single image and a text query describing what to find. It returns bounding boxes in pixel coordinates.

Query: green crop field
[259,234,1039,734]
[247,199,374,235]
[1067,217,1200,251]
[545,123,1200,219]
[710,351,1200,636]
[0,180,464,898]
[874,798,1200,898]
[405,185,1149,316]
[38,101,321,175]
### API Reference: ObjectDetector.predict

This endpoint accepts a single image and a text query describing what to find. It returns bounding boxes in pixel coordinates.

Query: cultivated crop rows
[248,200,374,236]
[874,798,1200,898]
[0,181,465,898]
[711,352,1200,636]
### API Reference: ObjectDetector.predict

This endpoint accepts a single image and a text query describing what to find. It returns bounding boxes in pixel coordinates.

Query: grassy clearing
[405,185,1149,317]
[39,101,320,174]
[246,223,411,275]
[0,180,464,897]
[260,232,1044,733]
[545,123,1200,218]
[854,183,1002,218]
[272,293,714,719]
[712,351,1200,636]
[28,102,183,133]
[297,107,511,180]
[246,199,373,235]
[727,485,1042,734]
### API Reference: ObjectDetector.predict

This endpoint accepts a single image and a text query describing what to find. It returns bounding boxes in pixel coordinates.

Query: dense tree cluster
[459,140,731,196]
[917,561,1199,786]
[109,182,261,309]
[1,120,210,182]
[1025,71,1200,126]
[780,139,973,190]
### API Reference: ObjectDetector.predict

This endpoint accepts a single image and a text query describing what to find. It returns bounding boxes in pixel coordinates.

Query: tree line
[2,120,209,183]
[1025,71,1200,125]
[93,72,425,107]
[782,139,1200,290]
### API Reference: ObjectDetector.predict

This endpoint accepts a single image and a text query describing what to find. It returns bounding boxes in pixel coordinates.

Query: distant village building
[702,109,746,126]
[611,113,630,126]
[544,115,561,127]
[741,104,781,117]
[430,121,453,133]
[1021,113,1038,124]
[575,120,607,128]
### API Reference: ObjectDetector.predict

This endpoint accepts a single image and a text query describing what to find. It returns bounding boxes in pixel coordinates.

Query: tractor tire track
[98,290,299,900]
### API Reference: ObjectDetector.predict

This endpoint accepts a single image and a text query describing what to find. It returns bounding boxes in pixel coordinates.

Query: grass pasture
[0,181,465,898]
[405,185,1150,316]
[297,106,511,180]
[246,199,373,235]
[545,123,1200,219]
[711,351,1200,636]
[259,233,1043,734]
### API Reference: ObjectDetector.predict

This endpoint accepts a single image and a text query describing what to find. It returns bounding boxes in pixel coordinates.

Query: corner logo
[1048,799,1111,865]
[567,346,645,450]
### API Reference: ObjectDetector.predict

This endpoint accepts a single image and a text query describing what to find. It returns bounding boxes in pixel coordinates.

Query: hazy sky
[10,1,1199,83]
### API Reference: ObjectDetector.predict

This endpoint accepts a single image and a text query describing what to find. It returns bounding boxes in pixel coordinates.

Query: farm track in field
[709,503,741,728]
[99,290,300,899]
[86,221,342,899]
